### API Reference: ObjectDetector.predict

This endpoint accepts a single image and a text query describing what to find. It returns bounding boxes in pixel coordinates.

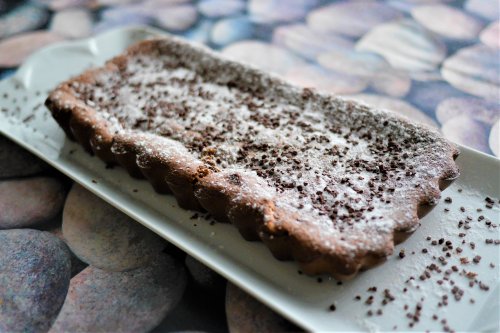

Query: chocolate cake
[45,37,459,279]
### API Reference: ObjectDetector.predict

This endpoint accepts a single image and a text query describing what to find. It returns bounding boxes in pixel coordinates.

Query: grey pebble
[0,229,71,332]
[48,226,89,277]
[0,177,66,229]
[62,184,166,271]
[226,282,300,333]
[0,135,49,179]
[185,255,225,292]
[49,253,187,333]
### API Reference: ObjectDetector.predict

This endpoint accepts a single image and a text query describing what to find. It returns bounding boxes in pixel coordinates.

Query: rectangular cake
[45,36,459,279]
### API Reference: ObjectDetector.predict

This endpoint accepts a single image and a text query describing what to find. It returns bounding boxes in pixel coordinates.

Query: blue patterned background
[0,0,499,156]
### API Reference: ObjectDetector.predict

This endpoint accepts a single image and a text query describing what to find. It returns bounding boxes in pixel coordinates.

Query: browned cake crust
[45,37,459,279]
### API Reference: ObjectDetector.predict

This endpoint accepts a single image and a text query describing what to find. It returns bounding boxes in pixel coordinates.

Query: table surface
[0,1,498,332]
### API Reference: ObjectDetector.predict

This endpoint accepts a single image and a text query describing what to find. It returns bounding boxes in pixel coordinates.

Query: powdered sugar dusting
[51,38,458,255]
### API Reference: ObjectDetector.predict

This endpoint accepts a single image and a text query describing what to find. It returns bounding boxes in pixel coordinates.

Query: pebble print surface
[411,4,483,40]
[152,271,227,333]
[464,0,499,21]
[408,80,466,112]
[317,49,389,77]
[273,23,353,61]
[0,3,49,39]
[34,0,94,11]
[369,69,411,98]
[63,184,166,271]
[357,19,447,72]
[210,16,253,46]
[480,21,500,49]
[0,135,48,178]
[442,115,490,152]
[198,0,245,18]
[49,253,187,333]
[47,226,90,277]
[225,282,299,333]
[154,5,198,31]
[442,44,500,100]
[436,97,500,126]
[50,8,93,39]
[0,177,66,229]
[0,229,71,333]
[185,255,225,292]
[0,30,64,67]
[248,0,317,23]
[1,0,498,157]
[307,1,403,38]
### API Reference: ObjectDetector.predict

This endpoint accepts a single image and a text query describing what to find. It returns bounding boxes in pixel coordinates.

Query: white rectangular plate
[0,26,498,332]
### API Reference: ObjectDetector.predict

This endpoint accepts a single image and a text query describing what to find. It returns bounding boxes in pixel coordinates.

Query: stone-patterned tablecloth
[0,0,499,156]
[0,1,499,332]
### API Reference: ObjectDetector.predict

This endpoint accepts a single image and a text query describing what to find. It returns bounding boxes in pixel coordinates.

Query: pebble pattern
[273,23,353,61]
[63,184,166,271]
[357,19,447,72]
[307,1,403,37]
[436,97,500,126]
[225,282,299,333]
[317,49,389,77]
[50,8,93,39]
[408,81,465,113]
[0,30,64,67]
[442,115,490,153]
[49,253,187,333]
[0,3,49,39]
[47,226,89,277]
[154,5,198,31]
[0,135,48,179]
[480,21,500,49]
[369,69,411,98]
[210,16,253,46]
[185,255,225,292]
[464,0,499,21]
[0,229,71,333]
[0,177,66,229]
[1,0,498,156]
[249,0,317,23]
[442,44,499,100]
[411,4,483,40]
[198,0,245,18]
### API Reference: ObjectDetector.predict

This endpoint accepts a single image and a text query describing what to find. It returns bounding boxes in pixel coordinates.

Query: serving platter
[0,26,498,332]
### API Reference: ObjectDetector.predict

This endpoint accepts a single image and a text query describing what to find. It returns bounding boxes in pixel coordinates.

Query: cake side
[45,37,459,279]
